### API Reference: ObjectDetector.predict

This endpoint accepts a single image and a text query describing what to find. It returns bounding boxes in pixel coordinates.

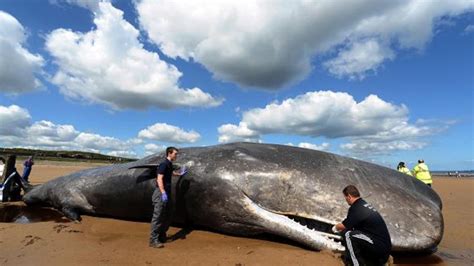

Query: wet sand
[0,162,473,265]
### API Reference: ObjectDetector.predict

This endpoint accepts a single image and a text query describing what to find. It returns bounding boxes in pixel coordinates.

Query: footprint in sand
[22,235,42,246]
[53,224,69,233]
[66,229,83,233]
[53,224,83,233]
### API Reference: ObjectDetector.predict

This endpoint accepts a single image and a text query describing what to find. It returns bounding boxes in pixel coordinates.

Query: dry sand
[0,162,473,265]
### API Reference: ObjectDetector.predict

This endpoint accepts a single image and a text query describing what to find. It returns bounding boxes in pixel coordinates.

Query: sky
[0,0,473,170]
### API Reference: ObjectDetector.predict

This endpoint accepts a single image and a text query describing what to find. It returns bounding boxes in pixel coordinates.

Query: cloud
[144,143,166,156]
[75,132,134,151]
[323,39,395,80]
[234,91,409,138]
[339,118,449,156]
[218,90,444,155]
[287,142,330,151]
[106,150,137,159]
[46,1,222,110]
[340,140,427,156]
[0,105,32,135]
[26,120,79,147]
[0,104,140,157]
[138,123,200,143]
[0,11,44,93]
[136,0,473,88]
[464,24,474,34]
[217,122,260,143]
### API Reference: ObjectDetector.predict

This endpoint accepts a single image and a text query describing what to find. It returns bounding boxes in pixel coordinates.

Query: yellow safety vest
[398,166,412,176]
[412,163,432,184]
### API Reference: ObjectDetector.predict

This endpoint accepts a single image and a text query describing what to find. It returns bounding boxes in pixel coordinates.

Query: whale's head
[178,143,443,252]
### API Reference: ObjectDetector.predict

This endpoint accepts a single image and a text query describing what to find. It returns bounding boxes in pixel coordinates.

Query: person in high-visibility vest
[397,162,412,176]
[412,159,433,187]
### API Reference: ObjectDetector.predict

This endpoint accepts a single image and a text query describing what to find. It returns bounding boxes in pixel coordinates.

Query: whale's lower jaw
[241,196,345,251]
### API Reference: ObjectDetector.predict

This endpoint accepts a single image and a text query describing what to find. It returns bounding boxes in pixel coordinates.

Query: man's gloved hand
[179,166,188,176]
[331,225,339,234]
[161,192,168,203]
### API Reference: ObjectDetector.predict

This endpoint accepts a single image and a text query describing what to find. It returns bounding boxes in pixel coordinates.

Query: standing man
[22,156,34,182]
[149,147,186,248]
[332,185,392,266]
[412,159,433,187]
[397,162,412,176]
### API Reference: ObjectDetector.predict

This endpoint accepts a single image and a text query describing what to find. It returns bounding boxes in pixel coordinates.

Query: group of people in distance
[397,159,433,187]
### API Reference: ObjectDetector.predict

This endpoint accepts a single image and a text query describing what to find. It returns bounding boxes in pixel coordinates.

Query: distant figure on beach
[22,156,34,182]
[412,159,433,187]
[397,162,412,176]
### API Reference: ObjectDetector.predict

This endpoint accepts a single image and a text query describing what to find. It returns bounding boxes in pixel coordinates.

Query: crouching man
[332,185,392,266]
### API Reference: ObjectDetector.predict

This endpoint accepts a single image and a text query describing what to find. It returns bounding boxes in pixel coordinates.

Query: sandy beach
[1,162,473,265]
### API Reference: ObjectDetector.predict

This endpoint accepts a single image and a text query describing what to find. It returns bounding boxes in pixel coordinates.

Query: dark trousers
[150,189,173,244]
[22,167,32,182]
[342,230,390,266]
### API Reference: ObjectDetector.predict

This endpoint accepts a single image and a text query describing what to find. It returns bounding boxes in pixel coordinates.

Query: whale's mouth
[284,214,338,239]
[242,195,344,251]
[275,212,343,243]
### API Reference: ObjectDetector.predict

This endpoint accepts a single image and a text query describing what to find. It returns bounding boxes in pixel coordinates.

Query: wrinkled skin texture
[23,143,443,252]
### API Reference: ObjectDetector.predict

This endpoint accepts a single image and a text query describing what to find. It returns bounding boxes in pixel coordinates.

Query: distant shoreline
[0,147,136,164]
[432,171,474,178]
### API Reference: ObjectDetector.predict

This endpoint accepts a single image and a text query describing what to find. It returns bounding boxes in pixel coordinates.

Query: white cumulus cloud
[144,143,166,156]
[26,120,80,147]
[218,90,444,155]
[341,140,427,156]
[136,0,473,87]
[0,11,44,93]
[298,142,330,151]
[46,1,222,110]
[340,119,447,156]
[138,123,200,143]
[239,91,409,138]
[0,104,140,157]
[324,39,395,80]
[107,150,137,159]
[287,142,330,151]
[0,105,32,135]
[217,122,260,143]
[75,132,132,151]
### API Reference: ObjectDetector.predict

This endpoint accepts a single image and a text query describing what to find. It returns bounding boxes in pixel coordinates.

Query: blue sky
[0,0,472,170]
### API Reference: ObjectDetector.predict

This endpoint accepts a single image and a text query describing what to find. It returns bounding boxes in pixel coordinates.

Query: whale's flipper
[129,164,157,183]
[62,206,81,221]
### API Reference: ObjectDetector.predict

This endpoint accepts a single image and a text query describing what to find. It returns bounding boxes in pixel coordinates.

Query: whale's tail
[23,182,93,222]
